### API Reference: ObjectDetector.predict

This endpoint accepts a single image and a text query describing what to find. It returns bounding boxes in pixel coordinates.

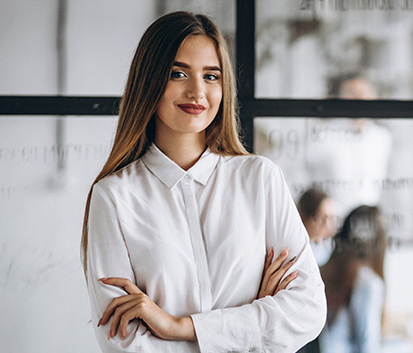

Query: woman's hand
[257,247,298,299]
[98,277,196,341]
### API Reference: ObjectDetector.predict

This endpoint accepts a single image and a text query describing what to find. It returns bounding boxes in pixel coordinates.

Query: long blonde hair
[81,11,248,275]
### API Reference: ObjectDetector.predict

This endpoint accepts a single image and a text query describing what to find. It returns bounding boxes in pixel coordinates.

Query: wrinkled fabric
[87,144,326,352]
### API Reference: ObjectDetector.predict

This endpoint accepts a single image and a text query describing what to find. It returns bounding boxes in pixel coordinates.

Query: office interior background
[1,0,413,351]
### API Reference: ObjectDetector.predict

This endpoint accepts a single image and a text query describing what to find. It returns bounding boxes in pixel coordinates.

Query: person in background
[329,73,378,100]
[296,188,337,353]
[306,74,392,219]
[298,188,338,267]
[319,205,387,353]
[81,11,326,353]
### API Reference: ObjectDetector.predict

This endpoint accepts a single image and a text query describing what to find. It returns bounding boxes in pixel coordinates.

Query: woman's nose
[186,77,204,100]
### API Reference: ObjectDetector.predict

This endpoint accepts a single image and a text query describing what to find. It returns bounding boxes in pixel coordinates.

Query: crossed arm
[97,247,297,342]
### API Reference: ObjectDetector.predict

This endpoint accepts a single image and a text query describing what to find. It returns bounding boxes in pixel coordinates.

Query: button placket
[181,174,212,312]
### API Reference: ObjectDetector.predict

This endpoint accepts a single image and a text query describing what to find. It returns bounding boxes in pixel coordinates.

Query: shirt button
[183,174,193,184]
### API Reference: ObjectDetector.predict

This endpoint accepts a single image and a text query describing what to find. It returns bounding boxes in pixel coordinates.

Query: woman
[82,11,326,352]
[320,206,386,353]
[297,188,337,267]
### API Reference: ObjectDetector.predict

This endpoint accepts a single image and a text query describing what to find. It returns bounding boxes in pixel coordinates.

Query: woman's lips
[178,104,206,115]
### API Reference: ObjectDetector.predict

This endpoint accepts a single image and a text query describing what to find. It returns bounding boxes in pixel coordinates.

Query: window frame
[1,0,413,153]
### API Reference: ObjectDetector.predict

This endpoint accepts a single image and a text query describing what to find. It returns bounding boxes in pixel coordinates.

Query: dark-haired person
[82,11,326,352]
[297,188,337,267]
[320,206,386,353]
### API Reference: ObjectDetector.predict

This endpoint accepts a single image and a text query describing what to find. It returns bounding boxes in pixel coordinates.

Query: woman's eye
[170,71,186,79]
[204,74,219,81]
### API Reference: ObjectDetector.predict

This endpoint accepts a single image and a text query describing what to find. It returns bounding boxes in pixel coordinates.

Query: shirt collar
[142,143,220,189]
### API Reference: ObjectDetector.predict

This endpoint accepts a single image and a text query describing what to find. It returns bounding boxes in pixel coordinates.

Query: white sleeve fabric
[87,183,199,353]
[190,165,327,353]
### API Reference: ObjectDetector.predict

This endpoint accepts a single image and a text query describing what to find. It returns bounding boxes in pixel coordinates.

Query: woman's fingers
[262,247,289,286]
[118,302,145,339]
[263,247,274,273]
[275,270,298,295]
[266,262,294,294]
[266,247,289,274]
[258,248,298,298]
[98,277,143,328]
[101,293,147,339]
[99,294,133,327]
[99,277,142,294]
[109,297,142,339]
[97,277,187,341]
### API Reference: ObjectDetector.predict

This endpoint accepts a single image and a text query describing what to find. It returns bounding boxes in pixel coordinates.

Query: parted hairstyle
[81,11,248,275]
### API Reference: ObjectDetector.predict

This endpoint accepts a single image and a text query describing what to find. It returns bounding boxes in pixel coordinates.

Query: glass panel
[256,0,413,99]
[0,0,235,96]
[0,116,117,352]
[0,1,235,350]
[254,116,413,351]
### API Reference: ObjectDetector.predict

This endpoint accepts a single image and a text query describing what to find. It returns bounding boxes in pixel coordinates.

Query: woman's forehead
[174,35,221,67]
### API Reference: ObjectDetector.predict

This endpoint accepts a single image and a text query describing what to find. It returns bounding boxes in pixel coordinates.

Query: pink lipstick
[178,104,206,115]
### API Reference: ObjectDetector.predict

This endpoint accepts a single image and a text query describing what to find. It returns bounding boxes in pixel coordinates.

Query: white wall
[0,0,59,94]
[0,1,155,350]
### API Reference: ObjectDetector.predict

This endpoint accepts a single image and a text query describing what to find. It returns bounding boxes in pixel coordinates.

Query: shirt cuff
[191,305,262,353]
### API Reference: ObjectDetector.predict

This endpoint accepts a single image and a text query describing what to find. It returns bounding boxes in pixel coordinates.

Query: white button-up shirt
[87,144,326,353]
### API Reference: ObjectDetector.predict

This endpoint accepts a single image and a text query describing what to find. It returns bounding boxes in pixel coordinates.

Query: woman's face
[306,198,337,243]
[155,35,223,142]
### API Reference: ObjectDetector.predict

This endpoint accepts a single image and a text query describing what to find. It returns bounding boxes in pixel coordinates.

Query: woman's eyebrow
[173,61,221,72]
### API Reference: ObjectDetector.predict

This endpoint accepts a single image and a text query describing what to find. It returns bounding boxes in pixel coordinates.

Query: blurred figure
[298,188,338,267]
[319,205,386,353]
[306,74,392,219]
[297,189,337,352]
[329,73,378,100]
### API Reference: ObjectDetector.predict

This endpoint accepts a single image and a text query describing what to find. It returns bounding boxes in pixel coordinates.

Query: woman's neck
[154,133,207,171]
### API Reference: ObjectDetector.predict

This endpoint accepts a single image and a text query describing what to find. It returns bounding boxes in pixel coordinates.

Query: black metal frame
[0,96,121,116]
[1,0,413,153]
[234,0,413,151]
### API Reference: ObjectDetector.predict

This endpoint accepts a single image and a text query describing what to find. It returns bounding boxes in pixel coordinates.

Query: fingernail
[289,256,297,263]
[99,278,108,282]
[97,319,101,327]
[281,247,288,256]
[267,247,273,257]
[292,270,298,278]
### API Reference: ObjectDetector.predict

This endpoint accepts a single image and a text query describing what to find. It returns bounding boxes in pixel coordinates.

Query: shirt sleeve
[190,164,327,353]
[87,183,200,353]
